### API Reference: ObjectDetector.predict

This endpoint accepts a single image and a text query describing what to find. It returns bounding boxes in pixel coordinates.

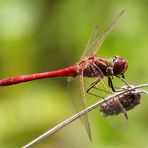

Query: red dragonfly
[0,10,128,140]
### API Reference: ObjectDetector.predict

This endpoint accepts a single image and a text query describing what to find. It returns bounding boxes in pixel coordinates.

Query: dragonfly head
[112,55,128,76]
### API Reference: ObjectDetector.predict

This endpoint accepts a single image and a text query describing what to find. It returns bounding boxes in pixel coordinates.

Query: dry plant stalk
[23,84,148,148]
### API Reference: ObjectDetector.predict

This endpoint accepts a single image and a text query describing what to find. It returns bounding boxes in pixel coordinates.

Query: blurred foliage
[0,0,148,148]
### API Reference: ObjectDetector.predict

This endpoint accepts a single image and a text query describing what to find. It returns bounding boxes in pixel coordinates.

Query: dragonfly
[0,10,128,140]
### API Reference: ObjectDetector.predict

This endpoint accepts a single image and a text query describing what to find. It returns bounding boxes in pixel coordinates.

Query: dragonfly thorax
[79,55,128,78]
[81,56,110,78]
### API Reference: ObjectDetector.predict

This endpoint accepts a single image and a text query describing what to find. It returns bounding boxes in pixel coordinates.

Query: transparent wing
[80,24,98,60]
[67,74,92,140]
[106,111,129,131]
[81,10,125,59]
[86,24,98,48]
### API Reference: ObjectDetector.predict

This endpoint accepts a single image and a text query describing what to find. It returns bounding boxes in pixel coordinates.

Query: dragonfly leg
[87,90,104,99]
[87,86,113,107]
[108,76,116,92]
[87,78,101,92]
[122,74,125,79]
[86,78,104,98]
[93,87,112,94]
[116,76,131,88]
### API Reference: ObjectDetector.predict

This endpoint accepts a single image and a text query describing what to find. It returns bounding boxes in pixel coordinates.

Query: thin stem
[23,83,148,148]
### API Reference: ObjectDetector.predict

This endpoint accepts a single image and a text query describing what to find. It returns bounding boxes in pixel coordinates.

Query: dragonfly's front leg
[122,74,125,79]
[108,76,116,92]
[116,75,130,87]
[106,66,116,92]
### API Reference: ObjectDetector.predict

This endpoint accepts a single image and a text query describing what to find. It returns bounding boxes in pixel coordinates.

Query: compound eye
[112,56,128,76]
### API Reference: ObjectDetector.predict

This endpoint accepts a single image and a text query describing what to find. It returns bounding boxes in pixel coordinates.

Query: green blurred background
[0,0,148,148]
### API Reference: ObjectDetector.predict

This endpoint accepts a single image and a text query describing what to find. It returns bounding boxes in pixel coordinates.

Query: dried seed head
[100,91,141,117]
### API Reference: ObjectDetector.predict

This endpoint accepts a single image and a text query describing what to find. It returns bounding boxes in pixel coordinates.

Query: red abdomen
[0,66,78,86]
